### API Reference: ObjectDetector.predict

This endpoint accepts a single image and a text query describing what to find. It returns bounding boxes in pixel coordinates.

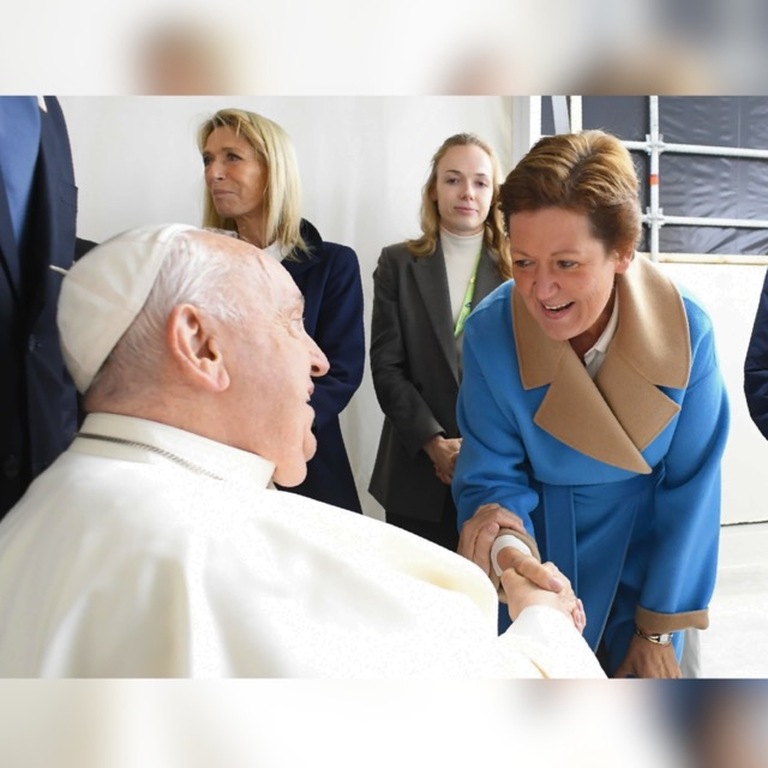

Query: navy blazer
[0,97,78,517]
[368,239,505,523]
[276,219,365,513]
[745,267,768,439]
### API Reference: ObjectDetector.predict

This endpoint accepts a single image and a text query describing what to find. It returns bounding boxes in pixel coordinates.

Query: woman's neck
[569,287,617,360]
[234,215,267,249]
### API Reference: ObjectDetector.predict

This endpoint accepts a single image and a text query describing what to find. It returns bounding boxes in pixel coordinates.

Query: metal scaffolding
[549,95,768,264]
[626,96,768,263]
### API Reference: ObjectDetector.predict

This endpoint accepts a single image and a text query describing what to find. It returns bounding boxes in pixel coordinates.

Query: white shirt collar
[76,413,275,493]
[263,240,288,262]
[583,291,620,378]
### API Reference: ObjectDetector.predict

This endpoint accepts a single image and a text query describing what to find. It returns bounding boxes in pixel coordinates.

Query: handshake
[458,502,586,633]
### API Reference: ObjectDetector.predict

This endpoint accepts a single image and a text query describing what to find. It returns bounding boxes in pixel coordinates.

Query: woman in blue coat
[198,108,364,512]
[453,130,729,677]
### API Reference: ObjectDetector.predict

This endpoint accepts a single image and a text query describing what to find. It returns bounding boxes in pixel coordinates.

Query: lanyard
[453,249,482,338]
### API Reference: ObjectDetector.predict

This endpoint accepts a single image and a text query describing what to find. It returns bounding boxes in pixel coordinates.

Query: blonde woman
[199,108,364,512]
[369,133,511,549]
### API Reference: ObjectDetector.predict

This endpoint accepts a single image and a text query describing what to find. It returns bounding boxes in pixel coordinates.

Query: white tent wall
[61,95,514,520]
[659,261,767,526]
[60,96,765,525]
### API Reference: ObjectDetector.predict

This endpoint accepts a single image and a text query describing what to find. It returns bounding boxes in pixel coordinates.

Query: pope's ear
[166,304,230,392]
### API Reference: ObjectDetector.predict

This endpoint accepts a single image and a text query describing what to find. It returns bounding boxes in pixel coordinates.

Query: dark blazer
[744,267,768,439]
[368,239,505,523]
[0,97,78,518]
[277,219,365,513]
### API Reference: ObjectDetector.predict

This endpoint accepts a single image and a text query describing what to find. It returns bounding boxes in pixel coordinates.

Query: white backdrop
[60,95,515,518]
[59,96,768,525]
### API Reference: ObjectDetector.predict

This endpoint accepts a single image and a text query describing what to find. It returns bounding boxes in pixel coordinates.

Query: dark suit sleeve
[745,268,768,439]
[307,245,365,432]
[0,96,78,516]
[370,247,445,457]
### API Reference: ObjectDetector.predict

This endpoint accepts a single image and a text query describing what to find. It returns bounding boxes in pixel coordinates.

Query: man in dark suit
[0,96,79,518]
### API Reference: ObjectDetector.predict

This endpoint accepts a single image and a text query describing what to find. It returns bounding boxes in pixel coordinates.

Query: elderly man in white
[0,223,602,678]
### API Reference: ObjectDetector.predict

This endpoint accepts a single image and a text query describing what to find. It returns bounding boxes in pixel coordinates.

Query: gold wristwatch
[634,627,674,646]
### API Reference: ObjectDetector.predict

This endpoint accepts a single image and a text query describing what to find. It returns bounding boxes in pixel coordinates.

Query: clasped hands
[423,434,461,485]
[458,502,586,634]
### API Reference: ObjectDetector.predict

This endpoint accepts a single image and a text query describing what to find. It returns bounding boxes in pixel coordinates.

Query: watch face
[635,628,674,645]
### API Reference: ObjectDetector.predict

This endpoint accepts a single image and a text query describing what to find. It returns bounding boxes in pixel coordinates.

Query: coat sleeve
[370,247,446,457]
[637,298,729,631]
[452,296,541,534]
[744,267,768,439]
[307,245,365,432]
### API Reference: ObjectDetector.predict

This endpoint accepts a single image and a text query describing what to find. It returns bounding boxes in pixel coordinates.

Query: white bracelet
[490,534,532,577]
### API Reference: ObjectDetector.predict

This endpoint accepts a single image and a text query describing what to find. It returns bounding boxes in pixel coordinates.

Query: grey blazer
[368,239,505,522]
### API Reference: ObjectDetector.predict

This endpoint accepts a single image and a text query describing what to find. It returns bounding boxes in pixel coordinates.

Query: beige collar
[74,412,276,493]
[513,255,691,473]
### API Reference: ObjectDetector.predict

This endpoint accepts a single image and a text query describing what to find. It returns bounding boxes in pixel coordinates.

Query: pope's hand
[501,562,586,633]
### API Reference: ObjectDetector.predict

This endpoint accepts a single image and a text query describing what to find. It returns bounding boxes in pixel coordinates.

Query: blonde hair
[499,130,642,254]
[406,133,510,278]
[198,108,307,255]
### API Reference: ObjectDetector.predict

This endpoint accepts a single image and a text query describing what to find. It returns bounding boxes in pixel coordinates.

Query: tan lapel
[514,255,691,474]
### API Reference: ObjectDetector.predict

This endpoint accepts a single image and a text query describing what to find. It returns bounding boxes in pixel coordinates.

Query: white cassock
[0,413,604,678]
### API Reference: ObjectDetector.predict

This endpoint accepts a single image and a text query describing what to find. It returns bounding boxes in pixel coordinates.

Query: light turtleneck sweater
[440,227,484,325]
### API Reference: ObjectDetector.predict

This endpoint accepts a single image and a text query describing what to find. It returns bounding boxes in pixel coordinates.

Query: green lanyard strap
[453,249,482,338]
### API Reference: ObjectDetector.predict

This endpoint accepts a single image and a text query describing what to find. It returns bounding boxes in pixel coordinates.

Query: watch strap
[634,627,673,646]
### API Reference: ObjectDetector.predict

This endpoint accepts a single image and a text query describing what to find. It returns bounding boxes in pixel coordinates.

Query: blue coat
[453,255,729,674]
[0,97,78,518]
[277,219,365,513]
